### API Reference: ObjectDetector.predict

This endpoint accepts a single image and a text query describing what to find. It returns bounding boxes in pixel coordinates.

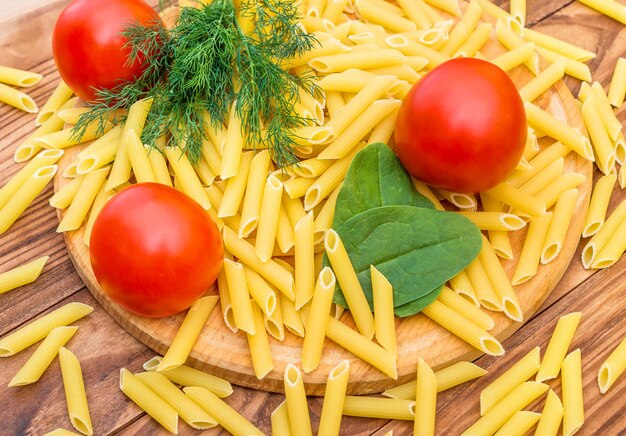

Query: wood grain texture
[54,33,592,396]
[0,0,624,434]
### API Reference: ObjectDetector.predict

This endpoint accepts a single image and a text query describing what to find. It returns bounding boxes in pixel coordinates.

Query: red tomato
[394,58,527,193]
[90,183,223,318]
[52,0,162,102]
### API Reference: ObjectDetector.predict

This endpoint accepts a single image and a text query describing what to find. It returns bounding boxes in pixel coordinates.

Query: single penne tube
[577,0,626,24]
[292,157,333,179]
[319,99,401,159]
[147,147,173,187]
[396,0,431,29]
[34,120,113,150]
[294,212,316,310]
[439,21,469,56]
[243,267,277,316]
[562,349,584,436]
[200,137,222,175]
[591,218,626,269]
[218,151,253,218]
[282,291,305,337]
[255,174,284,262]
[582,94,616,174]
[588,82,622,141]
[534,173,586,210]
[415,359,437,435]
[264,291,285,341]
[120,368,178,434]
[454,22,491,58]
[9,326,78,387]
[324,229,375,339]
[598,337,626,394]
[134,372,217,429]
[509,0,526,26]
[608,57,626,107]
[37,80,73,125]
[536,389,564,436]
[157,296,219,372]
[382,361,487,400]
[494,20,539,74]
[223,259,256,335]
[283,35,351,69]
[246,300,274,379]
[77,124,123,159]
[318,360,350,436]
[0,256,49,295]
[164,147,211,209]
[125,129,156,183]
[372,266,397,357]
[485,182,546,218]
[524,102,594,161]
[59,348,93,436]
[342,396,415,421]
[143,356,233,398]
[367,64,422,83]
[239,150,271,237]
[535,46,592,82]
[512,212,553,285]
[57,167,110,233]
[283,195,307,229]
[614,133,625,166]
[507,141,570,188]
[457,211,526,231]
[581,200,626,268]
[536,312,582,382]
[326,316,397,378]
[422,301,504,356]
[185,386,263,435]
[0,81,37,112]
[478,236,521,320]
[461,382,549,436]
[354,0,416,33]
[83,186,109,246]
[480,347,541,415]
[49,176,85,209]
[270,401,292,436]
[620,165,626,189]
[223,227,294,299]
[0,302,93,357]
[465,257,502,312]
[412,179,444,211]
[0,149,64,209]
[517,158,564,197]
[309,48,406,73]
[0,164,58,235]
[284,177,316,199]
[322,0,351,21]
[480,193,513,260]
[368,106,401,145]
[449,270,480,307]
[220,102,244,179]
[521,27,595,62]
[301,268,336,372]
[313,182,342,244]
[519,58,566,102]
[284,364,313,436]
[490,42,535,72]
[75,132,122,175]
[494,411,541,436]
[305,142,365,210]
[0,66,42,87]
[542,188,579,264]
[438,286,495,331]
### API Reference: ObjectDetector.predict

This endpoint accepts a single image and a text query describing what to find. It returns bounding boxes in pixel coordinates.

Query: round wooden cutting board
[55,29,593,395]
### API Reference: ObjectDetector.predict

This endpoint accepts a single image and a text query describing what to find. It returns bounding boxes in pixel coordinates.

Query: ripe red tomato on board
[52,0,163,102]
[394,58,527,193]
[90,183,223,318]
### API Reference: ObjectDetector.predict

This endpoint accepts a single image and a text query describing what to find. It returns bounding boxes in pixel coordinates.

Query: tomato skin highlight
[394,58,527,193]
[52,0,162,102]
[90,183,223,318]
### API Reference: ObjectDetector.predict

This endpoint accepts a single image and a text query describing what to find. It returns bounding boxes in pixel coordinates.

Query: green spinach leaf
[393,287,442,317]
[332,142,434,230]
[331,205,482,316]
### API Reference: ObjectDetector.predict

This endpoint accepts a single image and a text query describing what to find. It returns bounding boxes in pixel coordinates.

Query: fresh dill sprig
[73,0,319,168]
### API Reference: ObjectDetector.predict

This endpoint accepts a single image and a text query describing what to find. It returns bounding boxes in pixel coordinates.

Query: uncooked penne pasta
[461,382,549,436]
[480,347,541,415]
[608,57,626,107]
[0,81,38,112]
[355,0,417,33]
[415,358,437,435]
[537,312,582,382]
[562,349,584,436]
[494,20,539,74]
[536,389,564,436]
[449,270,480,306]
[223,259,256,335]
[372,266,397,357]
[125,130,156,183]
[520,27,595,62]
[439,286,495,331]
[422,300,504,356]
[246,300,274,379]
[50,176,84,209]
[480,193,513,260]
[507,141,570,188]
[243,267,277,316]
[458,211,526,231]
[486,182,546,218]
[143,356,233,398]
[598,336,626,394]
[256,174,284,262]
[582,200,626,269]
[158,296,219,372]
[466,256,501,311]
[577,0,626,24]
[592,217,626,268]
[239,150,271,237]
[494,411,541,436]
[454,22,491,58]
[59,348,93,436]
[535,46,592,82]
[220,102,244,179]
[164,147,211,210]
[295,212,315,310]
[542,189,578,264]
[271,400,292,436]
[119,368,178,434]
[518,58,565,102]
[0,164,58,235]
[382,361,487,400]
[324,229,375,339]
[0,256,48,295]
[9,326,78,387]
[490,42,535,72]
[37,80,73,125]
[83,186,108,247]
[57,167,109,232]
[0,66,42,87]
[342,396,415,421]
[582,95,616,174]
[512,212,553,285]
[318,360,350,436]
[518,158,564,197]
[219,151,253,218]
[264,289,284,341]
[283,364,312,436]
[535,173,586,210]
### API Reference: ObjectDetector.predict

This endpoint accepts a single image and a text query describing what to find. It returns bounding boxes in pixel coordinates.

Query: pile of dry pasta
[1,0,626,434]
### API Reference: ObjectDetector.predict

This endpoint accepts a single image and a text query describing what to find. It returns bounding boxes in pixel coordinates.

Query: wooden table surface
[0,0,625,435]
